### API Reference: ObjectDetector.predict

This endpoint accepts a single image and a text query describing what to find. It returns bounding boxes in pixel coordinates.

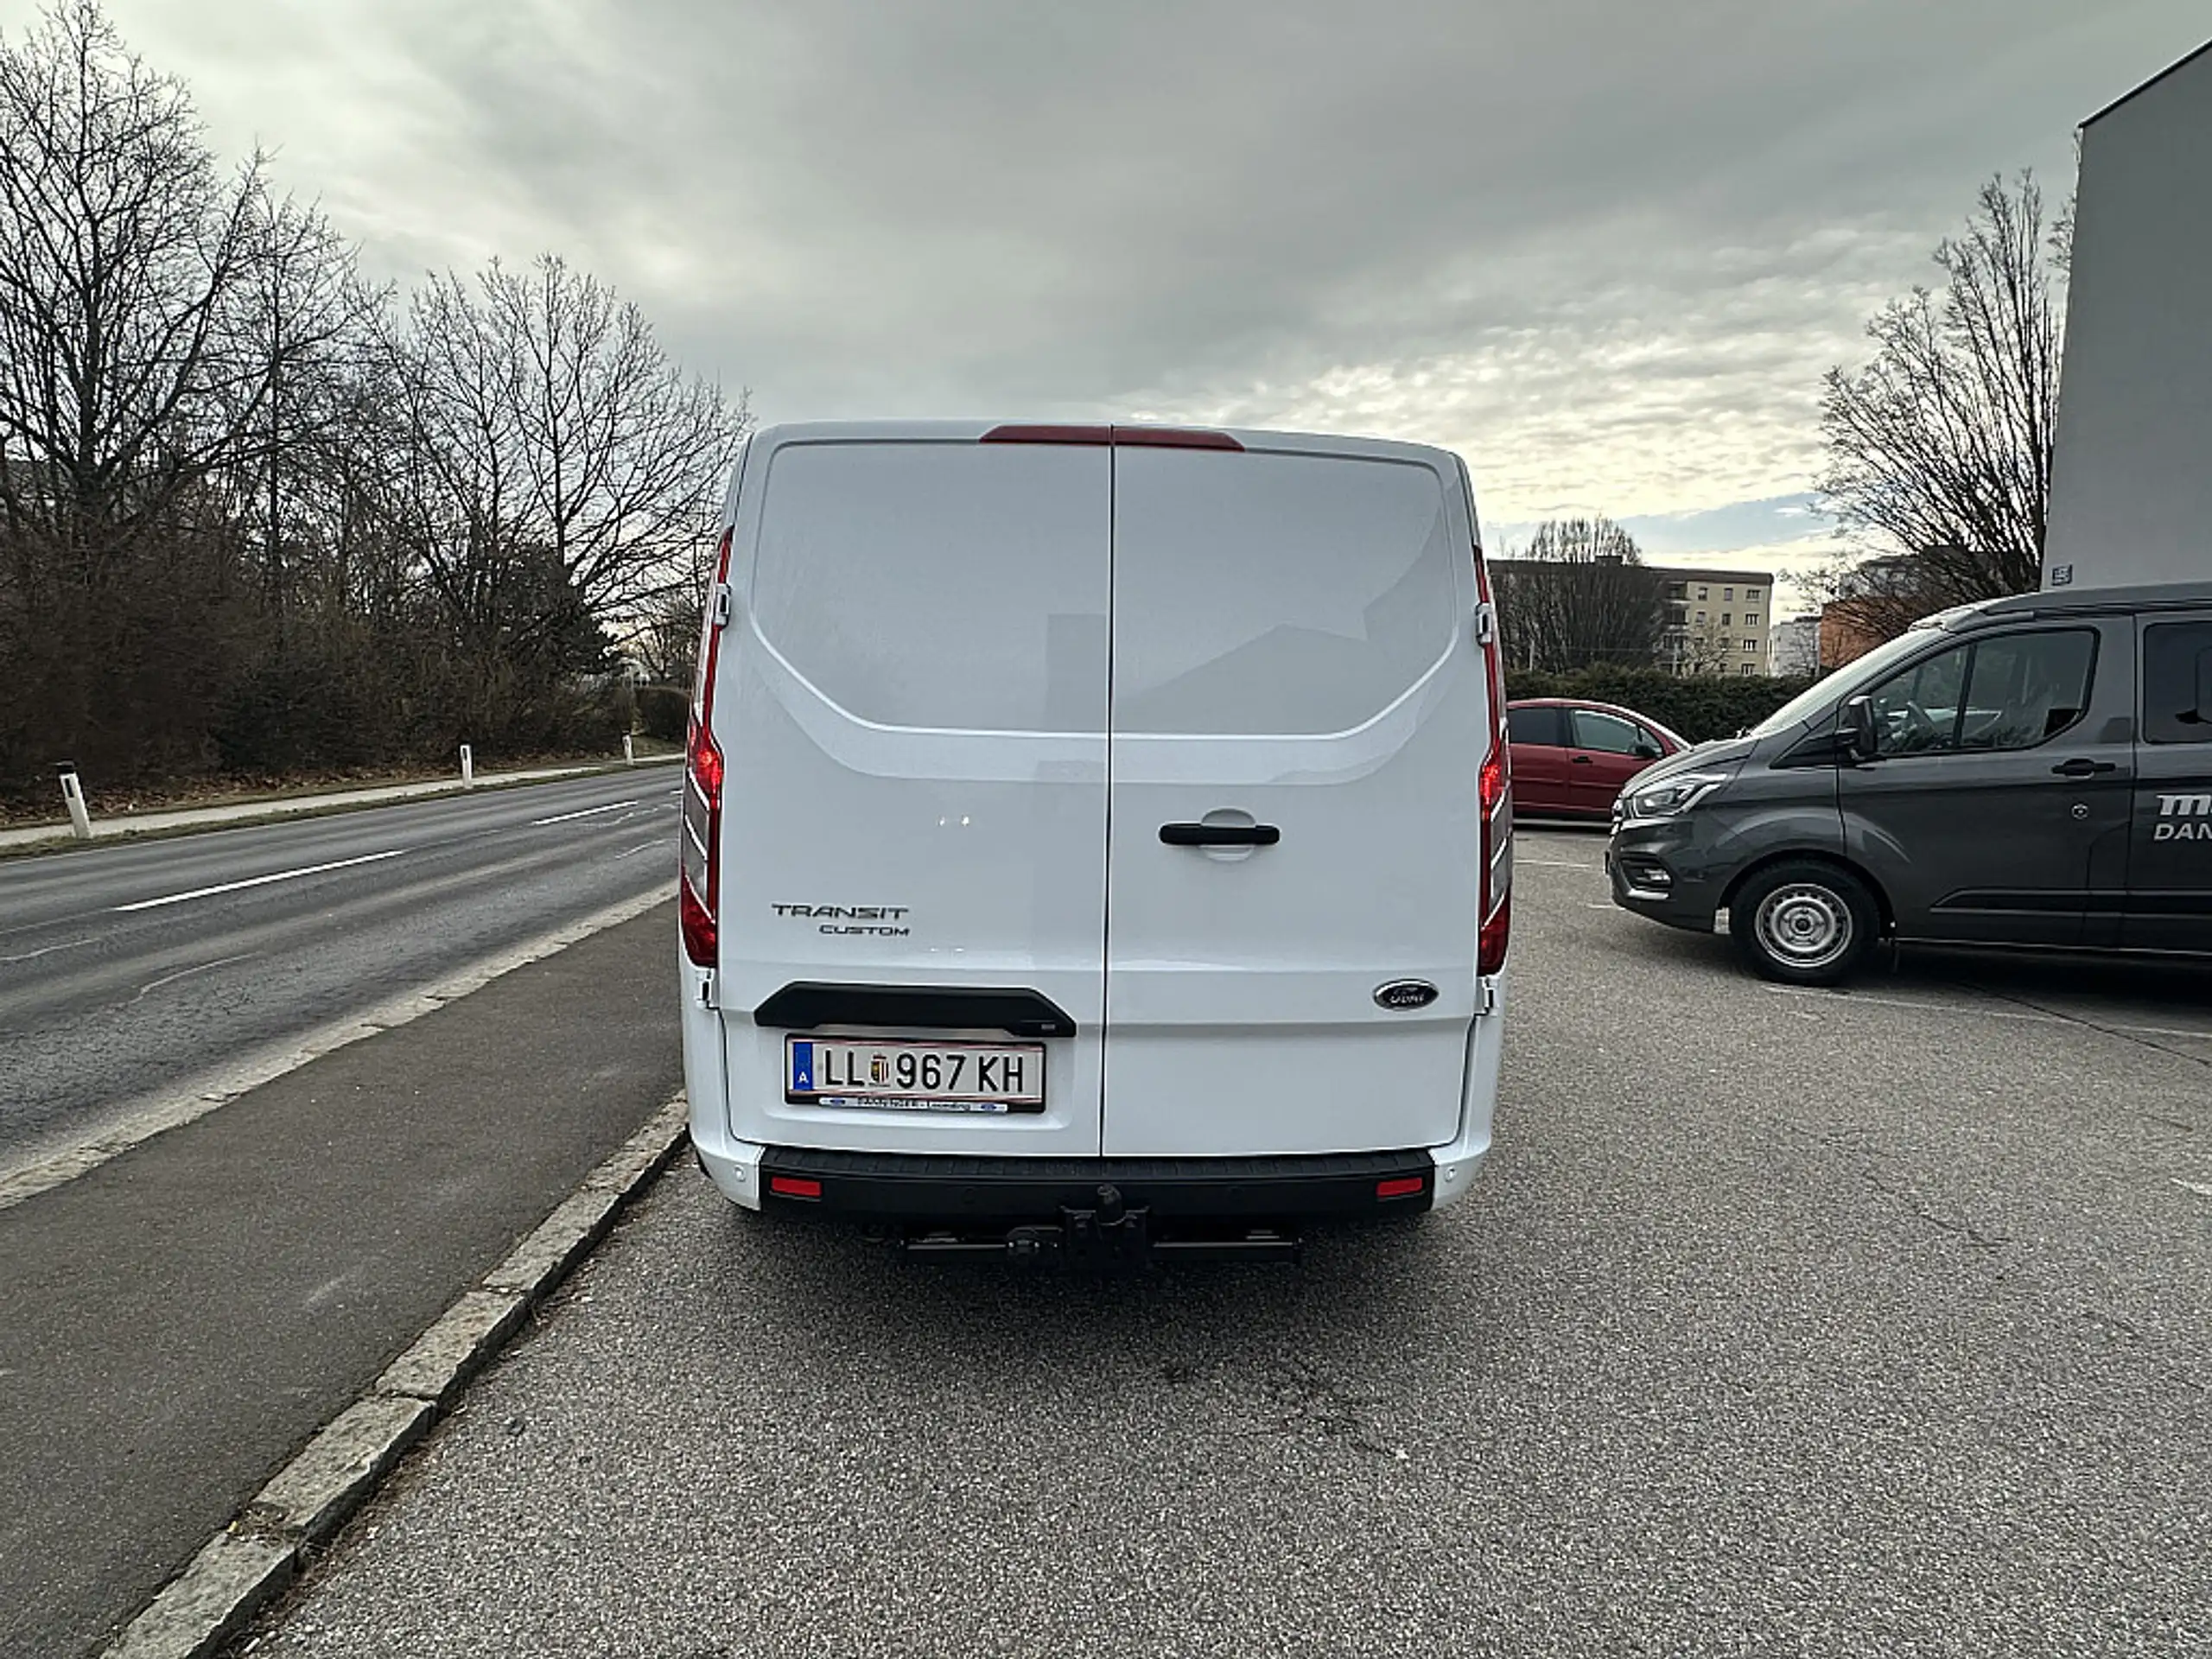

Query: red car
[1507,698,1689,820]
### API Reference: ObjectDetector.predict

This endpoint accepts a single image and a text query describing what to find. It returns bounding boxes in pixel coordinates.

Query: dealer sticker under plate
[785,1037,1046,1115]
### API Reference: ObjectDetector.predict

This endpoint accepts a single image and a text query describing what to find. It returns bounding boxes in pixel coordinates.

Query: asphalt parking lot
[242,829,2212,1659]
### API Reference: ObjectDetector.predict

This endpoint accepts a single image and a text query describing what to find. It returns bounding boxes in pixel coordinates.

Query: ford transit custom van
[678,422,1512,1261]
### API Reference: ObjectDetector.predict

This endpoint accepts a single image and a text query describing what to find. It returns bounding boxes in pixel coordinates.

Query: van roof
[1945,580,2212,630]
[742,419,1465,473]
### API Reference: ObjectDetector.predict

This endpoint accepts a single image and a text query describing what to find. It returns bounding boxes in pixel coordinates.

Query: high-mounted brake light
[980,423,1244,451]
[680,525,735,967]
[979,423,1111,445]
[1473,543,1512,977]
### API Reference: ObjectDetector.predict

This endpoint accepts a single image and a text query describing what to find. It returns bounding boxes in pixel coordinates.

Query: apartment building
[1650,565,1776,675]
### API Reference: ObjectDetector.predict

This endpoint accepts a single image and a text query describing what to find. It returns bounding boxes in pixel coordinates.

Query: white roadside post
[623,733,635,765]
[460,743,474,787]
[56,761,92,839]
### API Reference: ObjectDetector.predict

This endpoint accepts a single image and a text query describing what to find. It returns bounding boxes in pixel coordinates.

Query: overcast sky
[7,0,2207,607]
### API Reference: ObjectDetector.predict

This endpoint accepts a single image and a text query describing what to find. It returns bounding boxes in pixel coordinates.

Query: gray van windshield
[1746,626,1942,739]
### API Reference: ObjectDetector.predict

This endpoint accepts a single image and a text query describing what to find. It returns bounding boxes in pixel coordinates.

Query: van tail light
[680,526,735,968]
[1473,543,1512,977]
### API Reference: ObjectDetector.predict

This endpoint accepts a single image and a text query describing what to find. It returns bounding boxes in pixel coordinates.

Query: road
[246,830,2212,1659]
[0,766,680,1177]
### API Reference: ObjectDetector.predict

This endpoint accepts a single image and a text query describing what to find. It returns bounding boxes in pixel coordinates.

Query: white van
[679,421,1511,1262]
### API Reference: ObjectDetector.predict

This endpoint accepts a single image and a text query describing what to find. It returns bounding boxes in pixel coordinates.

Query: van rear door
[714,429,1110,1156]
[1103,436,1487,1157]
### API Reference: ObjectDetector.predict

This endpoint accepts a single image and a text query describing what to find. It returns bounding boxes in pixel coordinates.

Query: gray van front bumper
[1606,816,1730,932]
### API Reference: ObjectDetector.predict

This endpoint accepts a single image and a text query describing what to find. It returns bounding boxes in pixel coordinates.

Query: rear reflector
[1376,1176,1426,1200]
[768,1175,823,1199]
[980,423,1243,451]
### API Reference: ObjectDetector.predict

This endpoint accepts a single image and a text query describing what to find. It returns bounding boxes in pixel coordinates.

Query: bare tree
[1815,173,2067,640]
[0,2,753,798]
[221,194,387,646]
[0,0,291,557]
[1491,517,1669,673]
[391,256,747,669]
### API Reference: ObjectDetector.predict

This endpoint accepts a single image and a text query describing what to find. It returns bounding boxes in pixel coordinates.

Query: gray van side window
[2143,620,2212,745]
[1868,629,2095,757]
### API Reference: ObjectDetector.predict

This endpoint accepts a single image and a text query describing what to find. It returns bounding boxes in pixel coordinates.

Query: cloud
[14,0,2208,527]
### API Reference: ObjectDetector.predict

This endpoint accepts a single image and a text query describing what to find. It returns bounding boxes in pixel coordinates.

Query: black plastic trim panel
[759,1147,1433,1220]
[753,982,1077,1039]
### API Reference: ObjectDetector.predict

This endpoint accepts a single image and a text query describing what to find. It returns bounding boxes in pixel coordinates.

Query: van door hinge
[709,583,734,627]
[1475,976,1499,1016]
[1473,603,1497,645]
[694,968,719,1010]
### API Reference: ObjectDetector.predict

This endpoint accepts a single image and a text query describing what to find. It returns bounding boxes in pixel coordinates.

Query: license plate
[785,1037,1046,1114]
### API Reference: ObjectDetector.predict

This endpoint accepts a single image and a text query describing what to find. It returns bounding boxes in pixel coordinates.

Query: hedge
[1504,666,1815,745]
[634,683,691,745]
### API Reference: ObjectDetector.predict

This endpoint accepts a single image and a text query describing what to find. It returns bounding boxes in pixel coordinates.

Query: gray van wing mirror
[1841,694,1878,760]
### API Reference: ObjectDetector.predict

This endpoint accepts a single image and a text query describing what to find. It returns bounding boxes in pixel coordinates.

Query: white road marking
[532,799,639,826]
[1520,858,1594,869]
[131,951,259,1003]
[113,849,410,912]
[614,841,665,861]
[2173,1179,2212,1199]
[1763,983,2212,1042]
[0,937,97,966]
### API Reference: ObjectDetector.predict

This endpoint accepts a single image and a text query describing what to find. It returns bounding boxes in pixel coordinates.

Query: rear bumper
[748,1146,1440,1224]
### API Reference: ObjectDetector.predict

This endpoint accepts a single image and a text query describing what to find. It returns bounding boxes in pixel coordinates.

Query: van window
[1868,629,2094,756]
[1110,449,1459,736]
[2143,620,2212,744]
[749,442,1109,733]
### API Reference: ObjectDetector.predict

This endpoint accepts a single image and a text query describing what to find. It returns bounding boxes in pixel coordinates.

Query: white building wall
[1770,614,1820,677]
[2044,43,2212,592]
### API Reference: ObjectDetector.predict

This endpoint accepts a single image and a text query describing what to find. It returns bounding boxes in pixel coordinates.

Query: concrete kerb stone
[95,1090,692,1659]
[250,1396,436,1547]
[373,1289,530,1407]
[484,1190,623,1297]
[103,1534,297,1659]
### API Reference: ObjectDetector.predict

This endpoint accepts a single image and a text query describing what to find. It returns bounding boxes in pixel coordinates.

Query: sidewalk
[0,754,682,852]
[0,904,681,1659]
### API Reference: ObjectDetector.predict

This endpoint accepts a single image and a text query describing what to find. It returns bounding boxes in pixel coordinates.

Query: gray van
[1607,581,2212,984]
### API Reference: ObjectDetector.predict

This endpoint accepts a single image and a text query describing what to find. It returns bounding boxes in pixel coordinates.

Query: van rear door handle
[2050,758,2117,777]
[1160,823,1281,847]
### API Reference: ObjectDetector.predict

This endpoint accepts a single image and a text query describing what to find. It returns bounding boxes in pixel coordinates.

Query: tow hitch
[896,1184,1300,1268]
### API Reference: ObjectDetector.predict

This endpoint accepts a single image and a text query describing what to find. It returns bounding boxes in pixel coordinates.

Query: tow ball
[1007,1184,1150,1269]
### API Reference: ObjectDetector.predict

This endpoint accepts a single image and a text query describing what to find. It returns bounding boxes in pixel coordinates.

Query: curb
[99,1093,692,1659]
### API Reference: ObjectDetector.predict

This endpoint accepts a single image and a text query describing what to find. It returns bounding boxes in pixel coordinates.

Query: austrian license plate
[785,1037,1046,1114]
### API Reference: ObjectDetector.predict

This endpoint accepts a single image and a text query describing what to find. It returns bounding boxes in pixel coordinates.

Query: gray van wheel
[1729,861,1878,987]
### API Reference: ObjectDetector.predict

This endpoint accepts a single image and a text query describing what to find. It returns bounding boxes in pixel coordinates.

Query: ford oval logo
[1373,979,1439,1011]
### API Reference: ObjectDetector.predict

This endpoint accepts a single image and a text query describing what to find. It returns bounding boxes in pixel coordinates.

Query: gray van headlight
[1624,771,1731,821]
